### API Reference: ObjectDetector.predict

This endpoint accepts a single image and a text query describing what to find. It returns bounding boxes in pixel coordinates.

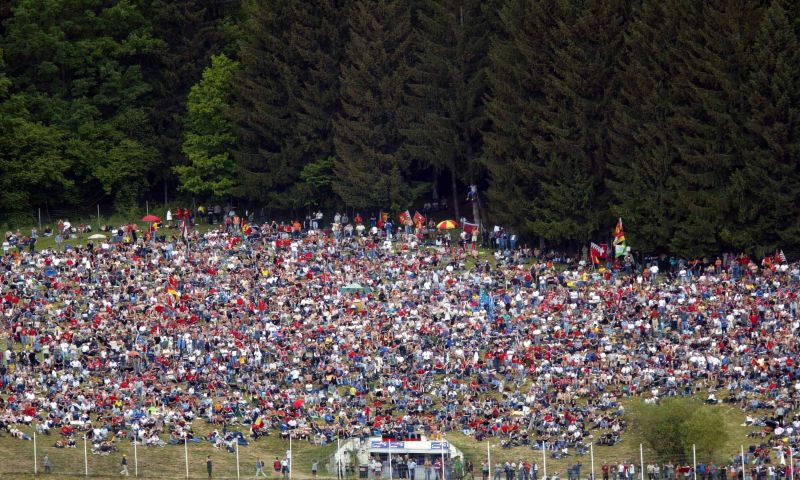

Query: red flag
[378,211,389,228]
[398,210,411,225]
[463,222,478,235]
[413,211,425,225]
[590,243,607,265]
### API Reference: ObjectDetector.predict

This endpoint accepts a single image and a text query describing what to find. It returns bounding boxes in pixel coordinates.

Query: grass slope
[0,401,753,479]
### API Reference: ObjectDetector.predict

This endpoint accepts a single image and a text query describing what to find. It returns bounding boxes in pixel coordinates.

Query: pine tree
[529,0,626,244]
[402,0,492,222]
[484,0,558,239]
[144,0,239,201]
[333,0,416,211]
[229,0,304,208]
[668,0,763,256]
[290,0,349,208]
[730,1,800,256]
[607,0,683,253]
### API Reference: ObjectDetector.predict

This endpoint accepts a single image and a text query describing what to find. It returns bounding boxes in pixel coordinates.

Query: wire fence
[0,437,792,480]
[2,432,302,479]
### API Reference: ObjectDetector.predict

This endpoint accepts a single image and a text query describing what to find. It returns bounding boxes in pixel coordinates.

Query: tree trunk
[451,168,460,221]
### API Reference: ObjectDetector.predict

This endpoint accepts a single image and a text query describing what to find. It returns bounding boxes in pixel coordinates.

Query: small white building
[330,435,464,479]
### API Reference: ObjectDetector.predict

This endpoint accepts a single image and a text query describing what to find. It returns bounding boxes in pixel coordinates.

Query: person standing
[43,454,51,474]
[207,455,213,478]
[29,228,37,253]
[312,460,319,478]
[483,461,490,480]
[255,457,268,478]
[408,458,417,480]
[120,454,129,476]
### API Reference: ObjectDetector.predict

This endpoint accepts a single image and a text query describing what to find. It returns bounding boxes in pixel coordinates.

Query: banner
[463,222,478,235]
[590,243,607,264]
[612,218,626,258]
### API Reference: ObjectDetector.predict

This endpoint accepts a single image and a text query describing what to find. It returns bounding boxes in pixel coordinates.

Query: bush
[629,398,729,462]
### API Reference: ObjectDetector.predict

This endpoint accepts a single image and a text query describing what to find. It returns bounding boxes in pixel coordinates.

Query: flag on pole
[413,211,426,226]
[777,250,787,263]
[613,218,626,258]
[398,210,411,225]
[590,243,607,265]
[378,211,389,229]
[463,222,478,235]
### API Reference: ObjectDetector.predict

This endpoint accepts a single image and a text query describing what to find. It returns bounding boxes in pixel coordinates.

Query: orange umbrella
[436,220,459,230]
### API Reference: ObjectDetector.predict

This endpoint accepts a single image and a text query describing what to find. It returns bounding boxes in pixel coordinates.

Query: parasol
[141,215,161,223]
[437,219,459,230]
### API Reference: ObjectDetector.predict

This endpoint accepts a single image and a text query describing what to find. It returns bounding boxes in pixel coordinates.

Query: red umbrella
[141,215,161,222]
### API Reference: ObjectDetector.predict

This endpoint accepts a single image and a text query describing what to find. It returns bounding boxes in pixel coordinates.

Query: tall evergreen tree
[486,0,625,245]
[333,0,416,211]
[230,0,303,208]
[668,0,763,256]
[528,0,625,244]
[143,0,240,202]
[607,0,682,253]
[729,1,800,256]
[402,0,492,222]
[289,0,349,208]
[484,0,558,240]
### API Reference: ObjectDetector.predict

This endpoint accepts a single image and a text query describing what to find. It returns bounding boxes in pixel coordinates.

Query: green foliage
[175,53,239,199]
[333,0,415,211]
[606,0,681,253]
[300,156,336,190]
[143,0,241,194]
[402,0,493,219]
[630,398,729,463]
[2,0,800,254]
[728,1,800,257]
[1,0,163,214]
[226,0,348,210]
[483,0,555,239]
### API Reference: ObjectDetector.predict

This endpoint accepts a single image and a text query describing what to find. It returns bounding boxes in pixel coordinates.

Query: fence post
[639,444,644,480]
[33,430,37,475]
[791,447,794,480]
[84,434,89,476]
[542,441,547,480]
[97,204,100,229]
[134,439,138,477]
[185,437,189,479]
[693,444,697,480]
[38,208,42,230]
[236,440,240,480]
[741,446,746,480]
[590,442,595,480]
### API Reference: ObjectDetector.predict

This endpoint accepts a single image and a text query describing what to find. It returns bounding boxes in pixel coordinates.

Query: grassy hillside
[0,400,755,479]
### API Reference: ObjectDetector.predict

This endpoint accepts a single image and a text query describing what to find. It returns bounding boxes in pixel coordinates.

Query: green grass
[0,400,757,479]
[0,420,337,479]
[449,400,751,476]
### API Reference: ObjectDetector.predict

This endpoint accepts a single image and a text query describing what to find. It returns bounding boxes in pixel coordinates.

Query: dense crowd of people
[0,212,798,475]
